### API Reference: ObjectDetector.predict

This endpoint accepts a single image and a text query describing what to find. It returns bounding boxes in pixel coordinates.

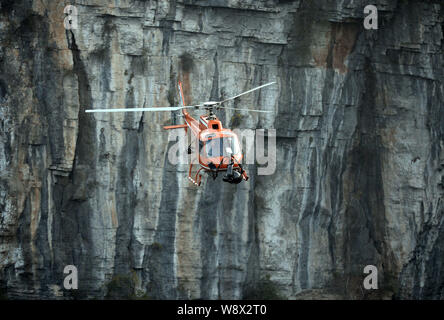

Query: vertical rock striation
[0,0,443,299]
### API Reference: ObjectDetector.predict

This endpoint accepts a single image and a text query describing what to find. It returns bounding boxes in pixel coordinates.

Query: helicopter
[85,81,275,186]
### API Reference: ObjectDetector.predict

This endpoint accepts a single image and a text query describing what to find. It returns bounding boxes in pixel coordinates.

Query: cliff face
[0,0,443,299]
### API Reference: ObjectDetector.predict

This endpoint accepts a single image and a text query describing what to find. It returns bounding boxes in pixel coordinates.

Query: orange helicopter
[86,81,275,186]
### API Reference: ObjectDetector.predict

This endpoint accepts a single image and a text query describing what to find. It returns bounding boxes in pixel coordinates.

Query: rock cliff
[0,0,443,299]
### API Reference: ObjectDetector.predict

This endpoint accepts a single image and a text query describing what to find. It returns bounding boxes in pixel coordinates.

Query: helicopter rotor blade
[218,81,276,105]
[85,106,187,113]
[217,106,272,113]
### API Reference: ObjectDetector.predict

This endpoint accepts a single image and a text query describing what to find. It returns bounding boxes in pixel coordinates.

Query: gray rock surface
[0,0,443,299]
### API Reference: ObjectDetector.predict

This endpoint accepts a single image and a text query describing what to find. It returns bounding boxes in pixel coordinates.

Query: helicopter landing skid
[188,163,203,186]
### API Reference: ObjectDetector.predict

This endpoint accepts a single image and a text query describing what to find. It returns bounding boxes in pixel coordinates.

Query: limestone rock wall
[0,0,443,299]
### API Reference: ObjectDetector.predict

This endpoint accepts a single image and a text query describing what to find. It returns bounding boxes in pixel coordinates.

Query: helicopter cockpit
[201,134,240,158]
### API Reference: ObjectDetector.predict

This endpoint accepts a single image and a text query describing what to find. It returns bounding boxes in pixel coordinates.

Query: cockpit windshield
[204,136,240,158]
